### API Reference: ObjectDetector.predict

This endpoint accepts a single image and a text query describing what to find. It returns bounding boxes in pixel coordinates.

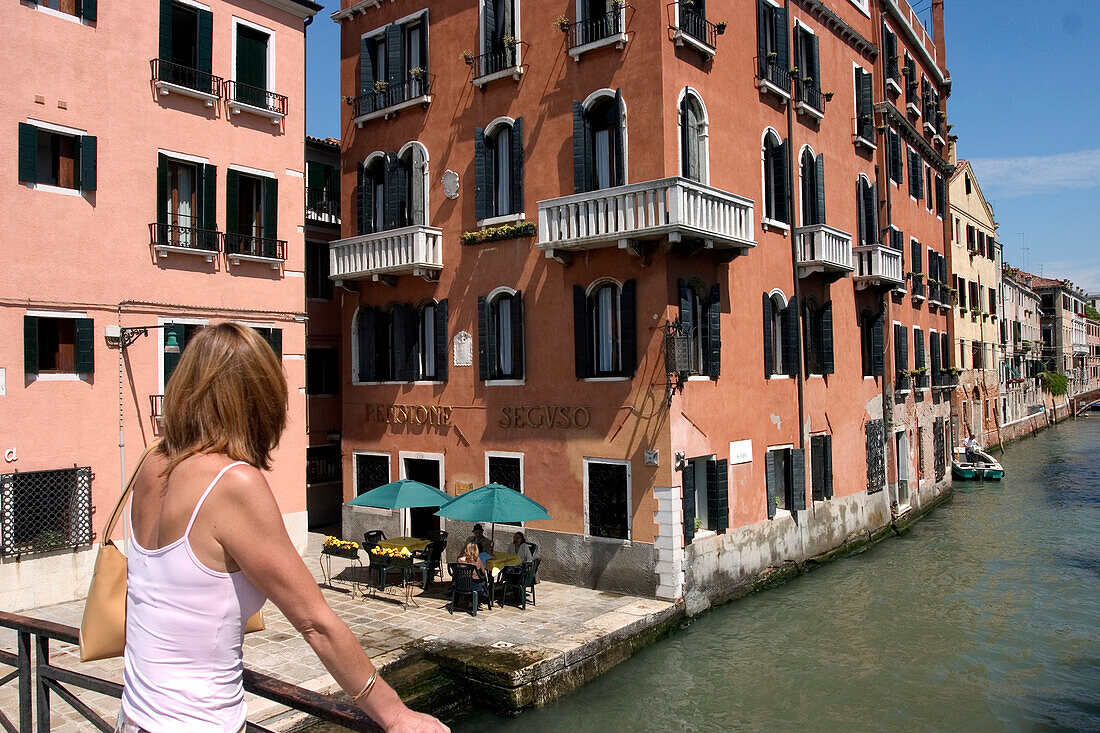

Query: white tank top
[120,461,266,733]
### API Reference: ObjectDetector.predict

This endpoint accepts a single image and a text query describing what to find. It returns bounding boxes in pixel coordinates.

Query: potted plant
[554,15,570,33]
[766,51,777,62]
[460,49,475,65]
[693,517,703,532]
[502,35,518,48]
[409,66,425,79]
[341,95,355,105]
[823,91,834,101]
[322,536,359,559]
[715,20,727,34]
[372,80,388,93]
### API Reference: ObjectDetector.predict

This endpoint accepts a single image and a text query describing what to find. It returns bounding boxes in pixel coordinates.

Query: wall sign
[365,403,452,426]
[453,331,473,367]
[729,439,753,465]
[498,406,591,429]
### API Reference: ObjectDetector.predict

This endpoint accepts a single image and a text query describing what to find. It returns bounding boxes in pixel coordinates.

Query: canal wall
[681,477,953,616]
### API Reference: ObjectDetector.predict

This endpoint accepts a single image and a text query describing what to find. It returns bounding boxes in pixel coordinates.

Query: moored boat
[952,447,1005,480]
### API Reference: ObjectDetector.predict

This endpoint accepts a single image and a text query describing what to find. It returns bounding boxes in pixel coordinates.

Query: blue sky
[305,0,1099,292]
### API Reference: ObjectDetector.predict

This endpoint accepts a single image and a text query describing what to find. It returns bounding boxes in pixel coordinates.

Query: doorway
[403,456,442,539]
[894,430,909,507]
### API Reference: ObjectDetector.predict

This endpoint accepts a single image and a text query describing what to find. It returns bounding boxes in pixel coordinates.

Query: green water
[457,420,1100,732]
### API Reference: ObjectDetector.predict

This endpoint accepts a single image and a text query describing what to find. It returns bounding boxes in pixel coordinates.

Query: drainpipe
[784,0,806,466]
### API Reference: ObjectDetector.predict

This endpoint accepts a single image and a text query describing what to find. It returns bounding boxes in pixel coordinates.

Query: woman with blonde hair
[455,542,489,596]
[119,323,446,733]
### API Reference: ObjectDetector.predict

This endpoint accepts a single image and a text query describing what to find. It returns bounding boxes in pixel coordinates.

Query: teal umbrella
[346,479,452,510]
[435,483,551,545]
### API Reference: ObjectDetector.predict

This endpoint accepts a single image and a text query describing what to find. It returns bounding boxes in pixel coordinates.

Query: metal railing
[329,224,444,280]
[853,244,903,285]
[353,74,433,118]
[854,115,876,145]
[225,233,287,261]
[677,5,717,48]
[795,78,824,113]
[569,7,625,48]
[537,176,754,252]
[306,187,340,223]
[471,46,519,79]
[0,467,93,557]
[0,610,382,733]
[895,373,911,392]
[307,447,342,485]
[911,277,926,299]
[795,224,852,273]
[151,58,222,97]
[758,57,791,92]
[226,81,288,116]
[150,222,222,253]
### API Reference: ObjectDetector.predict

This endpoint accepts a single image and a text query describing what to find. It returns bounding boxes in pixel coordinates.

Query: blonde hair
[461,542,480,563]
[158,322,287,475]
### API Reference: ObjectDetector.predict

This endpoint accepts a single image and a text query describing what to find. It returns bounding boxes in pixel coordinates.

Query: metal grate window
[586,461,629,540]
[487,456,521,492]
[355,454,389,496]
[1,466,93,556]
[307,445,342,485]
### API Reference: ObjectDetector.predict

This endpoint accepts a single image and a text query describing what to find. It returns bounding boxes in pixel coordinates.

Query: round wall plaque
[442,170,460,199]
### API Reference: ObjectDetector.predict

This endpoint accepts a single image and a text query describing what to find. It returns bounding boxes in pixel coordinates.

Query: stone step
[400,674,469,720]
[385,659,439,691]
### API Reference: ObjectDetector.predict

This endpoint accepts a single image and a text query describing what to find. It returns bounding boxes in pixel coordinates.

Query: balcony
[329,224,443,283]
[794,79,824,120]
[352,75,433,126]
[568,7,629,60]
[307,445,342,485]
[853,116,876,150]
[150,394,164,427]
[471,46,524,87]
[911,276,926,302]
[225,233,287,268]
[225,81,288,124]
[151,58,221,107]
[306,187,340,225]
[853,244,904,289]
[672,4,719,58]
[757,57,792,100]
[150,221,221,262]
[536,177,755,257]
[795,224,853,278]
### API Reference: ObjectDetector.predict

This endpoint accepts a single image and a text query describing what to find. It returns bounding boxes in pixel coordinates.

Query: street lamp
[105,324,181,352]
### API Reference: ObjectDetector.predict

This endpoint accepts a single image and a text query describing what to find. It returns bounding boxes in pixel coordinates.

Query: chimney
[932,0,947,73]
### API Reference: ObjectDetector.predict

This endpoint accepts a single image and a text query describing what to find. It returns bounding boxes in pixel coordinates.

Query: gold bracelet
[350,670,378,705]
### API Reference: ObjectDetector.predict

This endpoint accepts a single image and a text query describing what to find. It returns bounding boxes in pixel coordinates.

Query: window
[34,0,96,20]
[762,130,789,224]
[356,156,385,235]
[679,93,707,183]
[573,91,625,193]
[475,119,524,220]
[158,0,213,92]
[355,453,390,495]
[574,280,636,379]
[307,445,341,485]
[355,301,448,383]
[24,316,93,376]
[226,169,279,259]
[682,456,729,543]
[958,278,968,309]
[252,327,283,360]
[925,165,934,211]
[156,154,217,250]
[800,149,825,226]
[679,279,721,377]
[481,0,517,75]
[935,174,946,218]
[914,327,928,388]
[854,67,875,144]
[965,174,972,195]
[765,447,805,517]
[856,176,877,246]
[894,323,909,385]
[575,0,625,46]
[756,0,789,92]
[887,129,903,185]
[969,281,980,311]
[910,238,922,275]
[478,290,525,381]
[882,24,898,83]
[162,322,203,385]
[487,454,522,494]
[809,434,833,502]
[358,13,430,115]
[763,292,799,378]
[802,299,834,375]
[860,308,884,377]
[356,145,428,233]
[793,25,822,113]
[0,466,93,557]
[306,241,333,299]
[306,161,340,222]
[234,24,271,106]
[585,459,630,540]
[972,340,984,369]
[908,148,923,199]
[18,123,96,192]
[306,347,340,395]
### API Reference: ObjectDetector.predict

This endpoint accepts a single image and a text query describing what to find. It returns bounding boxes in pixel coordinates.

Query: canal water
[457,420,1100,731]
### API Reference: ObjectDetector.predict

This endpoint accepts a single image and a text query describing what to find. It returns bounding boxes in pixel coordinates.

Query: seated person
[465,524,494,556]
[455,542,488,594]
[510,532,538,564]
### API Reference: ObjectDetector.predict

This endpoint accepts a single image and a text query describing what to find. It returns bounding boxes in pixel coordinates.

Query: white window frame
[581,88,629,187]
[676,87,710,185]
[583,457,632,543]
[485,450,525,527]
[25,310,91,381]
[765,444,795,519]
[760,127,788,231]
[398,451,445,535]
[158,316,208,392]
[767,289,789,380]
[475,0,524,85]
[231,16,276,92]
[397,140,431,226]
[352,450,391,498]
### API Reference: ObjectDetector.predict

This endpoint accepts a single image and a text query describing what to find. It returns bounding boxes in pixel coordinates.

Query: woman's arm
[209,466,447,733]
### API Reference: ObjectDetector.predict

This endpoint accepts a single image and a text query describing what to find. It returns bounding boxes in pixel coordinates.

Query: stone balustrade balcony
[537,177,754,258]
[853,244,904,289]
[795,224,854,278]
[329,224,443,283]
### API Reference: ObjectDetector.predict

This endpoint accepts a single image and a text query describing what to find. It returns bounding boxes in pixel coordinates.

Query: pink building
[0,0,319,611]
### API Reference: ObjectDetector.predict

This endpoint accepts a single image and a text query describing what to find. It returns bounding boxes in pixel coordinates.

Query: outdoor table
[376,536,430,552]
[366,550,420,610]
[485,552,521,577]
[319,546,366,597]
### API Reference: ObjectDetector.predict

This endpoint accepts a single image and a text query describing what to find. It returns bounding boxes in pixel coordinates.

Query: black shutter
[678,279,693,342]
[262,176,277,242]
[163,323,186,385]
[202,164,216,231]
[856,179,866,246]
[79,0,96,21]
[419,12,430,75]
[268,328,282,360]
[765,450,777,519]
[883,25,897,79]
[225,169,239,235]
[572,101,589,194]
[360,36,374,96]
[511,291,525,379]
[756,0,768,75]
[683,100,699,181]
[705,459,718,531]
[392,304,416,381]
[477,295,490,381]
[156,154,168,225]
[159,0,173,61]
[613,88,625,187]
[941,332,950,371]
[775,138,789,223]
[434,299,448,381]
[18,123,37,183]
[385,22,404,86]
[811,436,825,502]
[74,318,95,373]
[862,181,877,243]
[784,295,800,377]
[78,136,96,191]
[410,144,426,225]
[620,278,637,377]
[930,333,941,378]
[872,310,884,376]
[763,292,774,378]
[911,238,922,274]
[483,0,495,54]
[511,117,524,214]
[474,126,488,220]
[24,316,38,375]
[822,301,834,374]
[859,70,873,124]
[824,435,834,499]
[573,285,590,379]
[356,162,367,235]
[936,175,946,217]
[815,153,826,225]
[356,308,375,382]
[715,459,729,531]
[897,323,909,373]
[683,465,696,545]
[890,131,903,184]
[774,6,789,72]
[790,448,806,511]
[384,152,400,229]
[707,284,721,377]
[197,9,213,75]
[809,32,820,83]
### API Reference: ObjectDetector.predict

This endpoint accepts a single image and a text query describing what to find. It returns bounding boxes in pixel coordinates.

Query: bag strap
[101,441,160,547]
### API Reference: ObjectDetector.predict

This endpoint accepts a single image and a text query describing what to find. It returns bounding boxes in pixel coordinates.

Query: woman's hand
[383,707,450,733]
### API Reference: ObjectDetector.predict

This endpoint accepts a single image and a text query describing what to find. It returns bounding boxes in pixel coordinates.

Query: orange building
[331,0,952,606]
[1,0,319,611]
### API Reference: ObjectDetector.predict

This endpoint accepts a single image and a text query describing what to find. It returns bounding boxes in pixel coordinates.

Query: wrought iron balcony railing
[225,80,288,120]
[471,46,521,81]
[307,447,343,485]
[353,75,433,121]
[911,277,926,300]
[569,8,625,49]
[329,224,444,282]
[795,79,824,116]
[795,224,853,277]
[150,221,222,261]
[151,58,222,104]
[757,57,791,95]
[306,187,340,224]
[675,5,718,51]
[225,232,287,265]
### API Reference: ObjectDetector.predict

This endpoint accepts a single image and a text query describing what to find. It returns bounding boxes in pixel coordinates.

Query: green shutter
[477,295,490,380]
[202,164,216,230]
[474,127,488,220]
[790,449,806,511]
[75,318,94,374]
[613,88,625,186]
[774,138,789,223]
[712,459,728,532]
[573,285,590,379]
[197,9,213,75]
[811,436,825,502]
[784,295,799,377]
[511,291,524,379]
[163,323,186,385]
[385,23,403,86]
[814,153,826,225]
[157,154,168,225]
[18,123,37,183]
[78,135,96,191]
[823,435,833,499]
[483,0,495,54]
[762,292,774,378]
[706,284,721,377]
[872,310,884,376]
[822,301,834,375]
[410,144,426,225]
[765,450,777,519]
[572,101,589,194]
[682,465,696,544]
[79,0,96,21]
[511,117,524,214]
[620,279,637,377]
[678,279,693,345]
[262,176,277,241]
[359,37,374,96]
[434,299,448,381]
[774,6,788,71]
[225,169,239,234]
[159,0,173,61]
[24,316,39,376]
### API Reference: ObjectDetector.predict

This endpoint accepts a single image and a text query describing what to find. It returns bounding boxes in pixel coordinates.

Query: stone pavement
[0,532,677,731]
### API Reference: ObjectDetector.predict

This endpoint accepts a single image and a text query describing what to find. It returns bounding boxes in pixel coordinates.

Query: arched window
[856,175,877,246]
[573,90,625,193]
[475,119,525,220]
[478,289,525,380]
[763,291,799,378]
[355,145,428,235]
[679,278,721,377]
[762,130,789,224]
[356,156,386,235]
[573,279,637,378]
[800,148,825,226]
[398,142,428,226]
[679,92,707,183]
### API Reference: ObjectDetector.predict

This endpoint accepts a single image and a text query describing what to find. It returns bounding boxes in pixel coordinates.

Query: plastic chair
[413,540,446,587]
[364,530,386,546]
[499,558,539,610]
[447,563,489,616]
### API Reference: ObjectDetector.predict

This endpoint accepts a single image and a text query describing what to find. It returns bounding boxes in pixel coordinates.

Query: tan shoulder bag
[79,444,264,662]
